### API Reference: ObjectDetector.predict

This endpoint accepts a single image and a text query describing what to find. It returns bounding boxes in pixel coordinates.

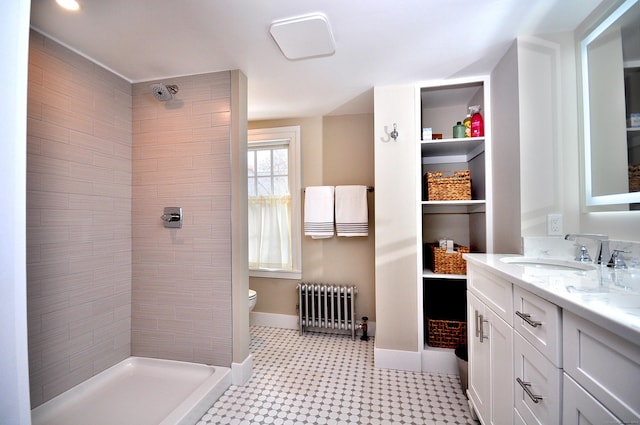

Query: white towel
[304,186,335,239]
[335,185,368,237]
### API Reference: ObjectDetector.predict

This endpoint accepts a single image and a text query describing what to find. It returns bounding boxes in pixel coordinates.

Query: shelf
[423,269,466,279]
[421,200,486,214]
[421,138,484,164]
[417,77,488,373]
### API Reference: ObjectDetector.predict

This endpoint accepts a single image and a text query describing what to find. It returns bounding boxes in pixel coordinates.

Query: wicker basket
[427,170,471,201]
[431,245,470,275]
[427,319,467,349]
[630,164,640,193]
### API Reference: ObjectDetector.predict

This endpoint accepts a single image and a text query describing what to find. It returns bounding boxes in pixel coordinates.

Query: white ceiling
[30,0,603,120]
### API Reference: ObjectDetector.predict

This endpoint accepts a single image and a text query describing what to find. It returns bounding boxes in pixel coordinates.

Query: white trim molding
[231,354,253,386]
[374,347,422,372]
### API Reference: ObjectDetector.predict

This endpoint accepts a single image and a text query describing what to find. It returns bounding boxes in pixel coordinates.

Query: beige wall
[27,30,133,407]
[248,114,376,322]
[131,72,234,366]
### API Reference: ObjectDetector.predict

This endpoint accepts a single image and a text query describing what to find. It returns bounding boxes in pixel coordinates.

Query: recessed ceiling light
[56,0,80,11]
[270,14,335,60]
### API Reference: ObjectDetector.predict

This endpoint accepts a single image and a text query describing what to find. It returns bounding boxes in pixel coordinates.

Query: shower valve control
[161,207,182,228]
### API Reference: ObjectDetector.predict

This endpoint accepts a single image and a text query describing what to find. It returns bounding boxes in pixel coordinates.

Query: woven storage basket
[630,164,640,193]
[431,245,469,275]
[427,170,471,201]
[427,319,467,349]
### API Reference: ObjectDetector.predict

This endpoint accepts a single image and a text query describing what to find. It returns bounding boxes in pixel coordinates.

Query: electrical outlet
[547,214,563,236]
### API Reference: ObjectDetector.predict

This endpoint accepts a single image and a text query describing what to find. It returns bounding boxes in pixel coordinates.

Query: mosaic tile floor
[196,326,478,425]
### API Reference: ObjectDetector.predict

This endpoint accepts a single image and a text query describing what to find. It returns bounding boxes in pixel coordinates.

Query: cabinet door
[468,291,514,425]
[486,305,514,425]
[468,291,490,422]
[563,373,622,425]
[514,408,527,425]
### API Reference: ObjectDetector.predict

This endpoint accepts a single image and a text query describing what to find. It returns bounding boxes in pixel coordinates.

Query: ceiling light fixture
[269,14,335,60]
[56,0,80,11]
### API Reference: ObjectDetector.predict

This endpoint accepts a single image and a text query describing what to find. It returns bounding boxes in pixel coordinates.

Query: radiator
[297,283,358,340]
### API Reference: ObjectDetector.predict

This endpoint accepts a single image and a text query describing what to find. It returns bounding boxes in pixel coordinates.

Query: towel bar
[304,186,373,192]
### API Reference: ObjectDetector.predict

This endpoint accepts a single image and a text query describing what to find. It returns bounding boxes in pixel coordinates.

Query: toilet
[248,289,257,312]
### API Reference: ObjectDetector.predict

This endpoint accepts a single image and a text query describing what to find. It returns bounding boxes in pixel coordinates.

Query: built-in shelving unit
[416,77,492,371]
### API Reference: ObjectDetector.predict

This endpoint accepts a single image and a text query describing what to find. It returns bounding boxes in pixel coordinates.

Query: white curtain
[248,195,292,270]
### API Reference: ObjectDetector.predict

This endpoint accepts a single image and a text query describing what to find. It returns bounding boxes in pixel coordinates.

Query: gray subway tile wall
[27,29,133,407]
[131,71,233,366]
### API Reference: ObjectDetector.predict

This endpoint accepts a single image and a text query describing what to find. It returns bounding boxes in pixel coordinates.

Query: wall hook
[390,123,398,141]
[380,123,400,143]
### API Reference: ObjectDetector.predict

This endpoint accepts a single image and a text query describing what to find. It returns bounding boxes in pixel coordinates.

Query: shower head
[150,83,179,101]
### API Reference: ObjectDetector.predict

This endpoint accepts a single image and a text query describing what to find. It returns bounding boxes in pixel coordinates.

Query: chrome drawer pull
[475,310,480,338]
[516,377,543,404]
[516,311,542,328]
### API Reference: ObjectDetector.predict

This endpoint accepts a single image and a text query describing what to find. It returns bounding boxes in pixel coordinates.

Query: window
[248,126,301,279]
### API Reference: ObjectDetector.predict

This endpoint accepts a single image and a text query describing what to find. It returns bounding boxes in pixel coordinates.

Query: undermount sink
[500,257,597,271]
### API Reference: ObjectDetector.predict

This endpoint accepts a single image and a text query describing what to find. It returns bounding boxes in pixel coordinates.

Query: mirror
[581,0,640,208]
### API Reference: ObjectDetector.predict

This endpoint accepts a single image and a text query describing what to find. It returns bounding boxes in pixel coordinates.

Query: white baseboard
[421,347,459,375]
[231,354,253,385]
[250,312,376,337]
[373,345,460,374]
[250,312,298,329]
[374,346,422,372]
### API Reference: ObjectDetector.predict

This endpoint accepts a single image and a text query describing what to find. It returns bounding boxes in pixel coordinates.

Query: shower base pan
[31,356,231,425]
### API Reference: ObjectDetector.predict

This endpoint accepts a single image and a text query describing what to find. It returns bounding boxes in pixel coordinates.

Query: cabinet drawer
[513,286,562,367]
[562,373,622,425]
[563,311,640,422]
[514,332,561,425]
[467,264,513,325]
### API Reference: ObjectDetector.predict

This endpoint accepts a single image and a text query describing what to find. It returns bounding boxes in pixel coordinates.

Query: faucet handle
[575,244,592,263]
[607,250,629,269]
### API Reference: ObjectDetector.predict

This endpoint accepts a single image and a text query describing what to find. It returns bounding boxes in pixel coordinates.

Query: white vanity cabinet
[467,256,640,425]
[467,262,562,425]
[467,266,513,425]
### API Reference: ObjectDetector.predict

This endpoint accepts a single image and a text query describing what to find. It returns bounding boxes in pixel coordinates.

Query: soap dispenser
[470,105,484,137]
[463,109,472,138]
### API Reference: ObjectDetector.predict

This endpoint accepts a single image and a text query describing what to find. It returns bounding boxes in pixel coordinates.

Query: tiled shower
[26,29,234,407]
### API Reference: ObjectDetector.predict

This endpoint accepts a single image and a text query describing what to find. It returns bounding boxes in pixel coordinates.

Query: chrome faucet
[564,234,610,265]
[607,250,629,269]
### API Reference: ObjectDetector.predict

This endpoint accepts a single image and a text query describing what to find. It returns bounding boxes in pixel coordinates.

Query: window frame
[248,126,301,279]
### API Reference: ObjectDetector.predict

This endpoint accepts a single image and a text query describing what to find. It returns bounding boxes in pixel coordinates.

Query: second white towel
[335,185,368,237]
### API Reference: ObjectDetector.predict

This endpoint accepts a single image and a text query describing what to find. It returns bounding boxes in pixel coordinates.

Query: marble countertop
[464,253,640,346]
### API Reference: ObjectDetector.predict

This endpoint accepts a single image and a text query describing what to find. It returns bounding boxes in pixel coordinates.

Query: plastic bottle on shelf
[453,121,465,138]
[470,105,484,137]
[463,109,472,138]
